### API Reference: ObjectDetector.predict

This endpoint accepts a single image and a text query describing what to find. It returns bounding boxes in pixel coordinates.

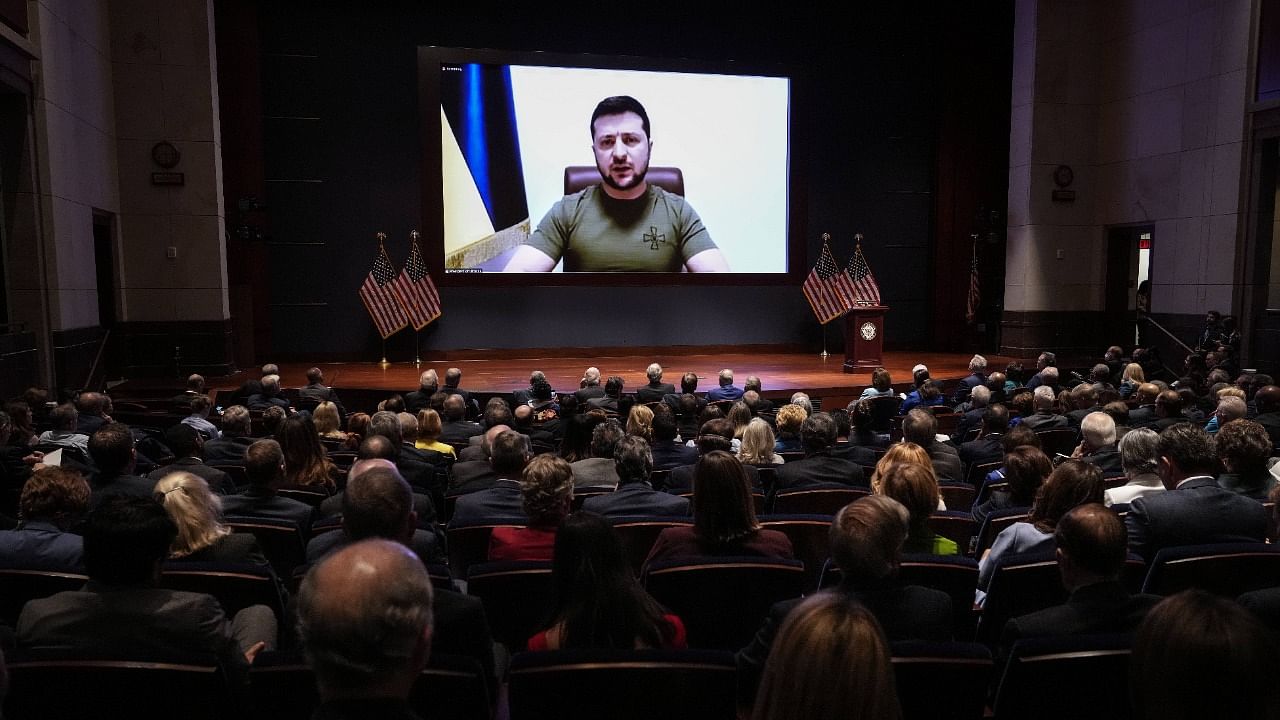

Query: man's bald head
[481,424,511,457]
[347,457,396,485]
[298,539,433,699]
[1135,383,1160,403]
[1055,503,1127,589]
[1256,385,1280,414]
[358,434,396,461]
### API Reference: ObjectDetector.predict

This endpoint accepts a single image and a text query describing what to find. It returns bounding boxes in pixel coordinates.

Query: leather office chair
[564,166,685,196]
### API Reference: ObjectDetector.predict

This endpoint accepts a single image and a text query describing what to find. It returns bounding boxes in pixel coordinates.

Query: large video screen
[420,48,795,280]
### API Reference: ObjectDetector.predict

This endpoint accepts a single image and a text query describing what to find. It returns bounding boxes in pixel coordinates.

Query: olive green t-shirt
[524,185,717,272]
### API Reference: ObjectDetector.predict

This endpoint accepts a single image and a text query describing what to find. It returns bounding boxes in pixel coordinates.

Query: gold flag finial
[854,233,864,245]
[376,231,387,242]
[411,229,420,240]
[821,232,831,242]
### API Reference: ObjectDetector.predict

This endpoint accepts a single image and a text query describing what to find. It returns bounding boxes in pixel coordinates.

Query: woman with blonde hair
[773,404,806,453]
[739,418,784,466]
[312,401,347,442]
[626,405,654,442]
[154,472,267,565]
[752,592,902,720]
[1120,362,1145,399]
[415,408,457,458]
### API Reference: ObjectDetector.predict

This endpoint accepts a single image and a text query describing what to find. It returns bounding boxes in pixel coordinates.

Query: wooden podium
[842,305,889,373]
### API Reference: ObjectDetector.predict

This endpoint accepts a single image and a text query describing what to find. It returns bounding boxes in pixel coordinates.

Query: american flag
[359,237,409,339]
[845,238,881,305]
[803,240,857,324]
[391,231,442,330]
[965,241,980,324]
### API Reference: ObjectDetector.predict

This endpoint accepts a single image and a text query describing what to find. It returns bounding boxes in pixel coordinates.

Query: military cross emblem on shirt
[643,226,667,250]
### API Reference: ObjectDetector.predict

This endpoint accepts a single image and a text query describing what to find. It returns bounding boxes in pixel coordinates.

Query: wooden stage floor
[208,351,1011,409]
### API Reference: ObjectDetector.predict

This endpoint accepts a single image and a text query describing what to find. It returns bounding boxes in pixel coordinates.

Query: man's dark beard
[598,163,648,192]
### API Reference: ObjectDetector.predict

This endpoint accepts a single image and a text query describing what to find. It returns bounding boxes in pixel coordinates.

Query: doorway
[1104,225,1153,348]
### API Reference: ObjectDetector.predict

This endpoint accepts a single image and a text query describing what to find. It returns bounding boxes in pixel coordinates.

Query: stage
[181,350,1012,412]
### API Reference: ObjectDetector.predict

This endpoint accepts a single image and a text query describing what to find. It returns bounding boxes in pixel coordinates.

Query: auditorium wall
[1003,0,1251,358]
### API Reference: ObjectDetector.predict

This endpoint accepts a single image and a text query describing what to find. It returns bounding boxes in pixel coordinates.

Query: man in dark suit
[959,404,1009,477]
[1148,389,1191,432]
[203,405,256,466]
[635,363,676,404]
[570,420,624,489]
[901,409,962,483]
[1072,412,1122,475]
[220,439,315,531]
[649,406,698,470]
[365,412,443,502]
[146,424,235,494]
[1126,423,1269,560]
[737,494,952,703]
[169,373,205,408]
[437,395,482,448]
[247,375,290,412]
[664,372,708,416]
[743,376,773,414]
[574,366,606,405]
[449,430,530,524]
[587,375,625,414]
[583,436,689,517]
[18,496,277,684]
[706,368,744,402]
[1251,385,1280,445]
[446,426,511,496]
[1063,383,1102,429]
[999,504,1160,663]
[1126,383,1161,428]
[74,391,110,437]
[1018,386,1070,431]
[305,463,444,565]
[404,369,439,414]
[1025,352,1058,391]
[773,413,866,490]
[951,385,991,442]
[511,370,551,407]
[951,354,988,405]
[298,367,345,416]
[87,423,157,508]
[666,419,763,494]
[441,367,479,418]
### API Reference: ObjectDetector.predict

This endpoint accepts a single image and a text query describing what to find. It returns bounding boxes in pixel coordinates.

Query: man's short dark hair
[221,405,251,436]
[490,430,530,476]
[245,439,284,487]
[1215,419,1273,475]
[591,95,650,138]
[652,406,678,442]
[591,420,625,459]
[342,467,412,540]
[613,435,653,485]
[605,376,624,397]
[696,418,735,454]
[1158,423,1218,476]
[358,434,397,461]
[901,408,936,446]
[800,413,837,453]
[485,403,513,429]
[445,368,462,387]
[84,497,176,585]
[49,402,78,432]
[163,423,200,459]
[89,422,134,475]
[306,367,323,384]
[681,372,698,394]
[1055,503,1127,579]
[982,404,1009,434]
[531,379,554,402]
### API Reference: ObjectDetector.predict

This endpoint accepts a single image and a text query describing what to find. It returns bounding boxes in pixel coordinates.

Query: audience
[625,404,654,442]
[1104,427,1163,507]
[581,436,689,516]
[276,414,336,491]
[203,405,254,465]
[1214,419,1277,499]
[306,461,443,565]
[707,368,744,402]
[147,423,235,494]
[972,446,1051,525]
[570,420,624,489]
[879,462,953,555]
[636,363,675,404]
[312,401,347,444]
[738,417,784,466]
[773,413,865,490]
[153,472,269,565]
[181,394,221,441]
[1019,386,1068,430]
[772,404,806,453]
[449,430,529,516]
[219,439,314,530]
[488,453,574,561]
[36,402,89,457]
[0,467,90,571]
[859,367,895,400]
[1071,411,1121,474]
[900,408,962,482]
[649,406,699,470]
[87,422,155,507]
[959,404,1009,474]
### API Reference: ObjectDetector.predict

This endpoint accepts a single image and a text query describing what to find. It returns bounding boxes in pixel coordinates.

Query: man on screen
[503,95,730,273]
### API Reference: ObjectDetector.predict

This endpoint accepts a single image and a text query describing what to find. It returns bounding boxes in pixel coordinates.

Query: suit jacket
[1019,412,1069,431]
[1127,405,1157,427]
[574,385,606,405]
[220,486,316,531]
[927,442,963,483]
[1079,445,1123,475]
[305,528,445,565]
[951,373,986,404]
[586,396,621,413]
[89,473,158,508]
[298,383,344,416]
[317,491,436,528]
[569,457,620,489]
[404,388,436,414]
[951,407,987,443]
[432,588,496,690]
[246,394,289,412]
[448,480,526,525]
[447,461,498,496]
[999,581,1160,653]
[651,441,699,471]
[635,382,676,404]
[773,452,866,490]
[581,483,690,517]
[76,413,106,437]
[173,532,269,567]
[0,521,84,572]
[831,442,880,466]
[1253,411,1280,447]
[1065,406,1102,428]
[438,420,483,448]
[667,462,763,495]
[959,434,1004,473]
[148,457,236,495]
[1218,471,1278,501]
[396,446,445,496]
[202,435,255,467]
[706,385,744,402]
[1125,476,1269,560]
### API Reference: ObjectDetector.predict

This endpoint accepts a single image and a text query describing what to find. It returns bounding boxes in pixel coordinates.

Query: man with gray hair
[1072,411,1121,474]
[636,363,675,404]
[367,411,440,502]
[574,366,605,405]
[952,354,988,404]
[951,384,991,441]
[570,420,625,488]
[1105,428,1165,506]
[248,375,290,412]
[1207,395,1247,435]
[513,370,551,406]
[405,369,439,414]
[901,408,962,483]
[298,539,435,716]
[707,369,744,402]
[1020,386,1069,431]
[1027,351,1058,391]
[583,435,689,516]
[789,392,813,418]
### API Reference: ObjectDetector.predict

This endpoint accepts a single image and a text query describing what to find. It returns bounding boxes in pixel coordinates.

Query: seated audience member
[979,425,1042,487]
[986,370,1009,404]
[509,370,548,407]
[1131,590,1280,720]
[202,405,255,466]
[88,423,155,507]
[74,391,111,437]
[0,467,90,571]
[1104,427,1164,507]
[879,462,954,555]
[859,367,896,401]
[1148,389,1190,432]
[644,451,792,568]
[1205,394,1247,435]
[582,436,688,517]
[0,410,37,504]
[1127,382,1161,427]
[437,394,482,449]
[276,415,336,492]
[17,497,277,681]
[36,402,89,457]
[5,400,38,448]
[448,428,527,505]
[488,454,574,562]
[959,404,1010,474]
[900,375,944,415]
[382,394,408,415]
[738,495,950,700]
[1064,382,1102,428]
[575,366,605,404]
[772,404,807,453]
[1251,384,1280,445]
[1215,419,1278,500]
[1007,391,1034,426]
[1102,400,1131,437]
[247,374,290,412]
[999,504,1160,657]
[366,411,438,498]
[1026,352,1058,391]
[953,354,988,405]
[739,417,784,466]
[298,367,344,415]
[1019,386,1069,430]
[306,462,444,565]
[570,420,625,489]
[707,368,744,402]
[526,379,562,425]
[901,408,962,482]
[979,460,1104,594]
[297,539,436,717]
[414,408,456,459]
[749,593,901,720]
[147,424,234,495]
[868,442,937,498]
[636,363,676,404]
[530,512,686,651]
[181,395,221,441]
[257,406,286,438]
[667,419,764,494]
[1126,423,1267,560]
[972,446,1051,525]
[170,373,205,408]
[951,384,990,442]
[312,401,347,444]
[219,439,314,531]
[512,403,558,447]
[587,375,625,414]
[559,412,604,464]
[743,376,773,413]
[726,401,753,443]
[154,472,269,566]
[626,405,654,442]
[788,392,813,418]
[1071,411,1122,474]
[773,413,866,491]
[649,406,698,470]
[1119,362,1145,399]
[404,368,438,414]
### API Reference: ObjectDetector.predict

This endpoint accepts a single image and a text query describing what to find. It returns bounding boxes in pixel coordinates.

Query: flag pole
[819,232,832,358]
[412,230,423,367]
[378,231,391,368]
